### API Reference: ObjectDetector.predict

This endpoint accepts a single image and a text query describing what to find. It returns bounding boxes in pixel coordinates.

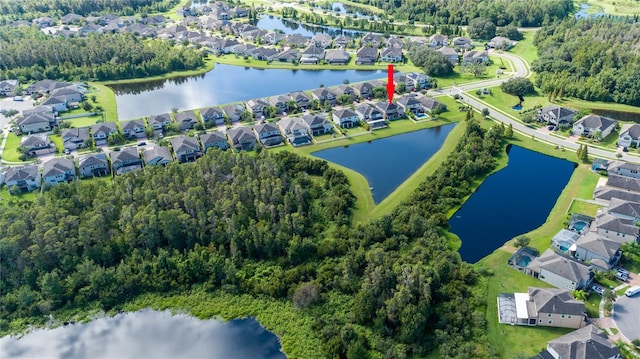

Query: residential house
[4,165,41,192]
[361,33,382,48]
[462,50,489,64]
[525,249,593,290]
[497,287,586,328]
[288,92,311,111]
[607,174,640,193]
[437,47,459,65]
[418,96,447,114]
[22,106,54,117]
[312,33,332,48]
[405,72,431,91]
[534,325,622,359]
[489,36,514,49]
[594,187,640,205]
[333,35,352,48]
[62,128,90,150]
[332,108,360,128]
[246,98,270,119]
[300,46,325,64]
[32,16,53,28]
[276,49,300,63]
[78,153,110,178]
[143,146,173,166]
[334,84,357,102]
[200,107,225,125]
[607,160,640,179]
[302,113,333,136]
[229,6,248,18]
[572,115,617,138]
[78,23,102,36]
[591,212,639,243]
[17,112,55,133]
[380,47,403,62]
[251,47,279,61]
[110,147,142,175]
[147,113,173,130]
[618,124,640,148]
[376,101,403,120]
[263,31,287,45]
[385,36,403,49]
[199,131,229,151]
[355,103,386,130]
[42,158,76,185]
[574,232,622,271]
[278,117,311,146]
[174,111,199,131]
[232,43,258,57]
[26,80,70,95]
[324,49,350,65]
[210,38,240,54]
[0,79,20,96]
[171,135,202,163]
[268,94,291,114]
[91,122,119,145]
[429,34,448,48]
[452,36,472,49]
[396,95,424,115]
[253,122,283,146]
[312,87,338,106]
[41,96,68,113]
[50,87,83,103]
[121,120,146,139]
[222,104,246,122]
[285,34,311,48]
[61,13,83,25]
[352,81,375,100]
[355,46,378,65]
[537,105,576,128]
[227,127,256,151]
[21,134,54,156]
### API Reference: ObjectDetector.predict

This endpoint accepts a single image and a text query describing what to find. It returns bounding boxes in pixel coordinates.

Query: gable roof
[527,249,591,282]
[227,127,255,143]
[21,133,50,148]
[381,47,402,57]
[575,232,622,259]
[253,122,279,134]
[278,117,307,133]
[79,153,108,168]
[592,212,639,238]
[200,107,224,119]
[5,165,39,182]
[620,123,640,139]
[171,135,200,153]
[527,287,586,316]
[594,187,640,203]
[143,146,173,164]
[608,160,640,176]
[173,111,197,123]
[42,158,75,177]
[302,113,329,127]
[18,112,53,126]
[547,325,620,359]
[110,147,140,163]
[356,46,378,58]
[575,115,617,131]
[91,122,118,135]
[121,119,145,131]
[62,128,90,142]
[334,108,358,118]
[608,197,640,218]
[607,174,640,192]
[199,131,227,145]
[147,113,172,125]
[539,104,576,119]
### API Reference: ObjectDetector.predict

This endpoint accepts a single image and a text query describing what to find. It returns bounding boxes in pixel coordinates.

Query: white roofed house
[618,124,640,148]
[121,119,146,139]
[302,113,333,136]
[42,158,76,185]
[572,115,617,138]
[4,165,41,193]
[171,135,203,163]
[537,105,576,128]
[78,153,110,178]
[253,122,283,147]
[199,131,229,152]
[278,117,311,146]
[143,146,173,166]
[110,147,143,175]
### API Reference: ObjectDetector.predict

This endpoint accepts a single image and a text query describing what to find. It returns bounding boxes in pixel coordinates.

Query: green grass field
[63,115,104,128]
[87,83,118,122]
[50,134,63,153]
[585,294,600,318]
[578,0,640,16]
[567,199,602,217]
[2,133,25,162]
[475,86,551,119]
[509,32,539,65]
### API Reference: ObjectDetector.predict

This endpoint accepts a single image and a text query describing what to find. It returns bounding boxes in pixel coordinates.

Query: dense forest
[0,0,179,23]
[1,119,504,358]
[340,0,574,27]
[0,26,205,82]
[532,17,640,107]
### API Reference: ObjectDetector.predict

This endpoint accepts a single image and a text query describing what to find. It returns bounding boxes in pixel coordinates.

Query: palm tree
[572,290,588,301]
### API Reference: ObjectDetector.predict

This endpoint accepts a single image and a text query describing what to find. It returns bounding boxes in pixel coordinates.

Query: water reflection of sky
[0,310,285,359]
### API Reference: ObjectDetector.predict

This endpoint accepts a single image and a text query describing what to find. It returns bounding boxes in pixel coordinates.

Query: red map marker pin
[386,64,394,104]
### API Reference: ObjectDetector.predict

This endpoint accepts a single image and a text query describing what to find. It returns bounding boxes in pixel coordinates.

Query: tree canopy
[501,77,535,97]
[406,43,454,77]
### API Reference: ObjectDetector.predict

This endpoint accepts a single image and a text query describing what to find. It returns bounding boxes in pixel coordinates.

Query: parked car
[625,285,640,297]
[615,267,630,276]
[615,272,628,281]
[13,96,23,101]
[591,285,605,296]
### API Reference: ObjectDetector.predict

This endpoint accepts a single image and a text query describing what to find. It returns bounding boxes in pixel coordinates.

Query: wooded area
[0,26,206,82]
[0,119,505,357]
[532,17,640,107]
[342,0,574,27]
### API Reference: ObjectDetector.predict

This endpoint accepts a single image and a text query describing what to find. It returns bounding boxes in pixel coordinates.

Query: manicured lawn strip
[557,97,640,114]
[87,83,118,122]
[476,250,572,359]
[478,86,551,118]
[147,0,192,21]
[508,31,539,64]
[63,115,104,128]
[585,293,601,318]
[567,200,602,217]
[3,132,25,162]
[50,134,64,153]
[122,289,324,359]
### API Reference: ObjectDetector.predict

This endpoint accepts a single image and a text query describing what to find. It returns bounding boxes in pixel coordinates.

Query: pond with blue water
[313,123,456,204]
[0,310,285,359]
[110,64,384,119]
[449,145,575,263]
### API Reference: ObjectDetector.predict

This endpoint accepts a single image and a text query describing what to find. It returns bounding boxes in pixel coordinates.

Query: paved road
[613,293,640,342]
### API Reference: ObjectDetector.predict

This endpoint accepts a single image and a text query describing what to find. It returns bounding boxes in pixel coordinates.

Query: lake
[255,15,363,37]
[313,123,456,203]
[0,309,285,359]
[449,145,575,263]
[110,64,384,119]
[574,3,605,19]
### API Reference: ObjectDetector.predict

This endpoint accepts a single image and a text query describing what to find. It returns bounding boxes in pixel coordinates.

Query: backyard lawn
[62,115,104,128]
[3,132,25,162]
[585,294,600,318]
[49,134,64,153]
[567,199,602,217]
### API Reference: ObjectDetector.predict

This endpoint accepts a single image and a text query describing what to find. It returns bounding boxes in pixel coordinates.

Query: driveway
[0,96,35,129]
[613,292,640,342]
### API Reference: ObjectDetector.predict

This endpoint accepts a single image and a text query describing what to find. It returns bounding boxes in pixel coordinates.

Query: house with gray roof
[396,95,424,115]
[355,46,378,65]
[607,174,640,192]
[21,134,53,155]
[121,119,146,139]
[42,158,76,185]
[302,113,333,136]
[361,33,382,47]
[50,87,83,103]
[618,123,640,148]
[334,84,357,102]
[525,249,593,290]
[462,50,489,65]
[288,92,311,111]
[199,131,229,152]
[537,105,576,128]
[417,96,447,113]
[311,87,338,106]
[147,113,173,130]
[591,212,639,243]
[300,46,325,64]
[17,112,55,134]
[171,135,202,163]
[111,147,142,175]
[276,48,300,63]
[437,46,459,65]
[222,104,245,122]
[268,94,291,114]
[489,36,513,50]
[253,122,283,147]
[355,103,386,130]
[594,186,640,205]
[497,287,586,328]
[246,98,270,119]
[251,47,278,61]
[332,108,359,128]
[607,160,640,179]
[143,146,173,166]
[572,115,617,138]
[375,101,403,120]
[452,36,472,49]
[380,47,403,62]
[608,197,640,221]
[174,111,199,131]
[385,36,403,49]
[62,128,90,150]
[533,325,621,359]
[278,117,311,146]
[312,33,332,48]
[405,72,431,91]
[78,153,109,178]
[285,34,311,48]
[429,34,448,48]
[352,81,375,100]
[574,232,622,271]
[227,127,256,151]
[4,165,41,192]
[41,96,68,113]
[333,35,352,48]
[91,122,119,145]
[200,107,225,125]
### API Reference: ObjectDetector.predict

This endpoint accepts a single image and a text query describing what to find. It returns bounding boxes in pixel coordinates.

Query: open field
[557,97,640,115]
[3,133,25,162]
[476,86,551,119]
[508,32,539,65]
[50,134,63,153]
[578,0,640,16]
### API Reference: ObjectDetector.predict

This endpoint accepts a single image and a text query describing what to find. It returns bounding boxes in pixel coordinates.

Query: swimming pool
[571,221,588,232]
[516,255,532,267]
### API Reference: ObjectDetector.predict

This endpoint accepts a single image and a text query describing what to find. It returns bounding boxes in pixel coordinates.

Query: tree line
[0,26,205,82]
[532,17,640,107]
[0,0,179,24]
[1,118,505,358]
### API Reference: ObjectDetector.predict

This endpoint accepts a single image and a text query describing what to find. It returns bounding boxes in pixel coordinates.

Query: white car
[591,285,605,296]
[625,286,640,297]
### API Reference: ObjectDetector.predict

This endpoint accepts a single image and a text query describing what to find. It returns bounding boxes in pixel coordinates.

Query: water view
[313,123,456,203]
[0,310,285,359]
[255,15,363,37]
[110,64,384,119]
[449,145,575,263]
